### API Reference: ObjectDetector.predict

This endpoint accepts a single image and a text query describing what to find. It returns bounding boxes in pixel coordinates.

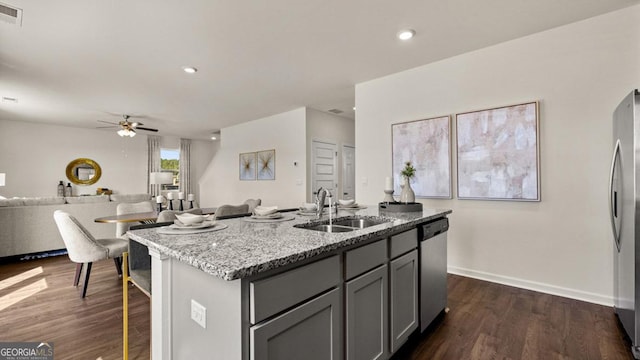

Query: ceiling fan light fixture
[211,130,221,141]
[99,114,156,137]
[117,128,136,137]
[182,66,198,74]
[397,29,416,41]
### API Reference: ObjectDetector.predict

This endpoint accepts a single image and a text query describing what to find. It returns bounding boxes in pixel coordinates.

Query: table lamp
[150,172,173,209]
[150,172,173,187]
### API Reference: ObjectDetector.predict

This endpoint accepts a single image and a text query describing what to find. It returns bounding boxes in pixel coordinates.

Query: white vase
[399,177,415,203]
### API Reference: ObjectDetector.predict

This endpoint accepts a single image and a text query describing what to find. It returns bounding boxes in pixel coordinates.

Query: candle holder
[189,200,194,209]
[383,189,395,203]
[179,199,184,211]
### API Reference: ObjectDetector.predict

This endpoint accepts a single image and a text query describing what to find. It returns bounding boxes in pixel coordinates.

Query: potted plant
[399,161,416,203]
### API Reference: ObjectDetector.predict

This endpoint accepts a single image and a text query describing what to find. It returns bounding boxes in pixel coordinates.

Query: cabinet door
[346,265,388,360]
[389,250,418,353]
[250,287,342,360]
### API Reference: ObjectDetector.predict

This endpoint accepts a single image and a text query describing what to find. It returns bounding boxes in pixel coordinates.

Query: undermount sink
[295,216,391,233]
[304,224,355,233]
[331,218,387,229]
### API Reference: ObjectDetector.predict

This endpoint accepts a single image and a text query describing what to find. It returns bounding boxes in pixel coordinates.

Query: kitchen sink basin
[295,216,391,233]
[304,224,355,233]
[331,218,388,229]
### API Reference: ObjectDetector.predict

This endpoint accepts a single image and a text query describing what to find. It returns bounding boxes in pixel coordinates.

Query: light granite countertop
[127,206,452,281]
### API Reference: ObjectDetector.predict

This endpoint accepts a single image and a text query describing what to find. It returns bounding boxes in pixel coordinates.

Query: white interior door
[312,140,337,199]
[342,145,355,200]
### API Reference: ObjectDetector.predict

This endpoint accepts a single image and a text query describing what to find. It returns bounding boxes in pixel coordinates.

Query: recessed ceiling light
[211,136,217,140]
[397,29,416,41]
[353,107,356,111]
[182,66,197,74]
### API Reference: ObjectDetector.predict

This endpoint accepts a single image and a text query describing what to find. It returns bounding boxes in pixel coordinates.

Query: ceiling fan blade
[96,125,118,129]
[136,126,158,132]
[120,114,147,119]
[98,120,119,125]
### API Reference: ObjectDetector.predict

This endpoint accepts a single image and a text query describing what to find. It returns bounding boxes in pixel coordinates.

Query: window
[161,148,180,190]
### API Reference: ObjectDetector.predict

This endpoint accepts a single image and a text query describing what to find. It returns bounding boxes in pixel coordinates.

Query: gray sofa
[0,194,152,258]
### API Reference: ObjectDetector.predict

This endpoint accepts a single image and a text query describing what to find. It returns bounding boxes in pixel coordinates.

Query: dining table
[94,207,217,224]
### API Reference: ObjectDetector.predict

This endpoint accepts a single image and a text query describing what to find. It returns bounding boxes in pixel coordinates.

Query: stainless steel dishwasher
[420,217,449,332]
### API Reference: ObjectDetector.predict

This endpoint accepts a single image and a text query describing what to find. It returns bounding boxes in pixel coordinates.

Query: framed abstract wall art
[239,152,257,180]
[456,101,540,201]
[257,149,276,180]
[392,115,452,198]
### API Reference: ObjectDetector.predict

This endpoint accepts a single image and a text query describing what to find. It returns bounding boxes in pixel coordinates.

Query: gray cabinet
[389,229,417,259]
[346,265,388,360]
[248,225,432,360]
[389,250,418,352]
[249,255,342,360]
[250,255,340,324]
[250,288,342,360]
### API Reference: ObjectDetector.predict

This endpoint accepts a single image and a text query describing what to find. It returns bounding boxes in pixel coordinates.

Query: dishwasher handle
[422,218,449,240]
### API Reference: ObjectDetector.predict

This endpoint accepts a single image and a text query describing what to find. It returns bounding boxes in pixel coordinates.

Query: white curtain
[179,138,192,198]
[148,136,161,196]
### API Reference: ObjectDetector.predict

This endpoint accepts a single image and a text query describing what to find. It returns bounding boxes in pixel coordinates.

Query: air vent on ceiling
[328,108,343,114]
[0,2,22,26]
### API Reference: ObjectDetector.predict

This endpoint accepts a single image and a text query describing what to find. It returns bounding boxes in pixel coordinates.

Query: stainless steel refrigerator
[611,89,640,358]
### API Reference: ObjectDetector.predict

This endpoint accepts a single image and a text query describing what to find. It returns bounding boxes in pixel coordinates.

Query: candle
[166,192,174,200]
[187,194,195,201]
[385,177,393,191]
[156,195,164,203]
[178,192,184,200]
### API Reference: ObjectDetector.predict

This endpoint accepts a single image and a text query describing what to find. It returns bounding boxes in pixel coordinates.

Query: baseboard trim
[0,249,68,265]
[447,266,613,307]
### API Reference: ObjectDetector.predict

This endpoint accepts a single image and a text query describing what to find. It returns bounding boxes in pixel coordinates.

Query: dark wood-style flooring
[0,255,634,359]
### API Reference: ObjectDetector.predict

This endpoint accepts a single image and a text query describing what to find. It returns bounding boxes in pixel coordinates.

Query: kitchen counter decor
[399,161,417,203]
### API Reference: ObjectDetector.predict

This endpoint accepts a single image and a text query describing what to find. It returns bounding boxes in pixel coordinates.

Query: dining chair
[116,201,155,238]
[156,208,203,223]
[215,204,250,217]
[244,198,262,213]
[53,210,128,298]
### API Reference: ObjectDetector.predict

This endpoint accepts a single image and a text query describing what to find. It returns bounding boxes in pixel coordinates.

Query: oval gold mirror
[66,158,102,185]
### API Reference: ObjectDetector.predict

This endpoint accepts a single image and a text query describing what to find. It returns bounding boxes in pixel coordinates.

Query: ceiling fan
[97,114,158,137]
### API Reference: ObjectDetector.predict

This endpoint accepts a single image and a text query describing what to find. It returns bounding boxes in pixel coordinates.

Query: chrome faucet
[315,187,332,218]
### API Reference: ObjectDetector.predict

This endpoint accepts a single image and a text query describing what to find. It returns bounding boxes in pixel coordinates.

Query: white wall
[0,119,147,197]
[355,6,640,305]
[199,108,307,208]
[306,108,355,202]
[189,139,216,203]
[0,119,215,202]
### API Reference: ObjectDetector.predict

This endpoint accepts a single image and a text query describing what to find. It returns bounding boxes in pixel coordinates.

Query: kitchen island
[128,206,451,360]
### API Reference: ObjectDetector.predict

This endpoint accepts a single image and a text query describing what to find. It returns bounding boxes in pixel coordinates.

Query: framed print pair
[240,149,276,180]
[391,101,539,201]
